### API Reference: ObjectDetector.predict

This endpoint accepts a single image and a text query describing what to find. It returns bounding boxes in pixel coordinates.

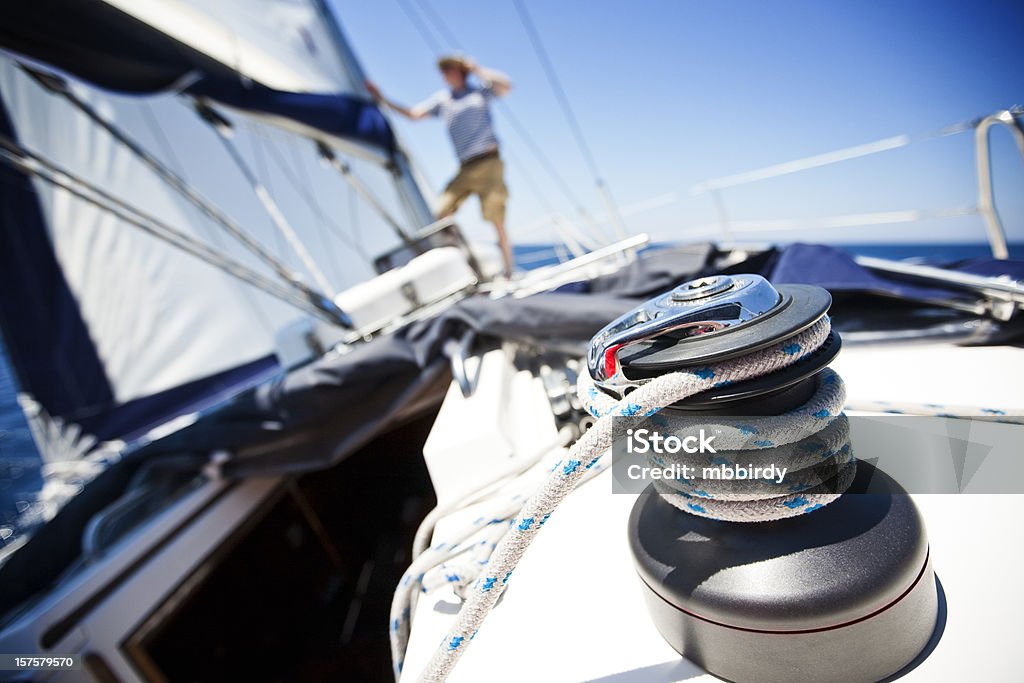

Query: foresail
[0,56,414,444]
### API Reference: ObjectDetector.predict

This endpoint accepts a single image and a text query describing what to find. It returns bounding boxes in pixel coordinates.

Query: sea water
[0,336,41,553]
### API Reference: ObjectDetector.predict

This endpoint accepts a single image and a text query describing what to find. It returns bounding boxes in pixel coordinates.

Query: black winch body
[589,275,940,682]
[629,464,938,683]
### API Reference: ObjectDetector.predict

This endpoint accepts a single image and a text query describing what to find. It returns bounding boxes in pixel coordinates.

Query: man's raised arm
[465,60,512,97]
[365,80,433,121]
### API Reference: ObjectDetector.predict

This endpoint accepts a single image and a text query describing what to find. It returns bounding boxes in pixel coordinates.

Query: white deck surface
[833,343,1024,412]
[403,342,1024,682]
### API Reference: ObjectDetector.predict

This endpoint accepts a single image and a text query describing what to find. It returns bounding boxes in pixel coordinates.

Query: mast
[312,0,436,232]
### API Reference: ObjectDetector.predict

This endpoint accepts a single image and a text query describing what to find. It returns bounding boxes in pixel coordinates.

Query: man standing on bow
[366,55,514,277]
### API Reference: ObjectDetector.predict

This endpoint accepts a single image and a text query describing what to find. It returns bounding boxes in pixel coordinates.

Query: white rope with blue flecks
[639,371,853,522]
[406,317,851,682]
[389,433,603,677]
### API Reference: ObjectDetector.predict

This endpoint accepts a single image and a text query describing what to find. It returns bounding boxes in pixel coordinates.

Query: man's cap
[437,55,470,71]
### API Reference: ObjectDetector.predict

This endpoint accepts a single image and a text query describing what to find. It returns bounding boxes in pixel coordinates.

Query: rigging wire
[139,101,277,336]
[265,133,371,262]
[499,145,589,258]
[17,65,337,310]
[348,182,365,264]
[288,141,343,284]
[0,137,353,327]
[241,116,413,251]
[142,103,231,256]
[499,146,556,218]
[287,142,344,280]
[249,132,291,260]
[142,99,241,257]
[396,0,445,54]
[493,101,604,236]
[510,0,628,239]
[413,0,464,50]
[139,103,190,188]
[195,101,337,297]
[315,141,418,246]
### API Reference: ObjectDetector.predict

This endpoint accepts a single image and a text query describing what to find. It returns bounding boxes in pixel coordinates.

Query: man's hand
[364,81,428,121]
[364,80,383,101]
[468,61,512,97]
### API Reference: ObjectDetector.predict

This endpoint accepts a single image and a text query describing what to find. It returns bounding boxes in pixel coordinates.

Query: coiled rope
[402,316,851,681]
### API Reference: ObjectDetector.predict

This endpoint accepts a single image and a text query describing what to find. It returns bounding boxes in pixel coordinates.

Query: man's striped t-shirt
[417,84,499,163]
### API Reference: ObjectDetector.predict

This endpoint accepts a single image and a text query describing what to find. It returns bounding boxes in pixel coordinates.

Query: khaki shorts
[437,154,508,225]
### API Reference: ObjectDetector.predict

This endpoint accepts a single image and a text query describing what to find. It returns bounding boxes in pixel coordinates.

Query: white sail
[103,0,357,93]
[0,55,415,436]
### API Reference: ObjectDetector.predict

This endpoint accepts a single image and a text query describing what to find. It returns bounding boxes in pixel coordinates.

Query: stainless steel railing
[684,107,1023,259]
[975,107,1024,259]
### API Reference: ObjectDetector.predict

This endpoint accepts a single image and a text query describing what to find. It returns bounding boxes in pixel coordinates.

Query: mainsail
[0,0,433,448]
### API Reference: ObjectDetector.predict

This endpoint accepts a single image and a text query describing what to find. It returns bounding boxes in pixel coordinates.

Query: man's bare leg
[438,207,512,278]
[493,218,514,278]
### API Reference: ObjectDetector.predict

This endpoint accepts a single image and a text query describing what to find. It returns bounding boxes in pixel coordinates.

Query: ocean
[1,241,1022,552]
[514,241,1024,270]
[0,336,40,548]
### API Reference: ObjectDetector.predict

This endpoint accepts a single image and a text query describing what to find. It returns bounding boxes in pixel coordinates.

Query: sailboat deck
[403,471,1021,682]
[402,340,1023,682]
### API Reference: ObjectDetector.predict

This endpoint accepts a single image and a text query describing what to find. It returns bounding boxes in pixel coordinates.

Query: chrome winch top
[587,274,833,398]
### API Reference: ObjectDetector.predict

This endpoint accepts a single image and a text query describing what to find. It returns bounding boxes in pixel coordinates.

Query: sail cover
[0,0,396,154]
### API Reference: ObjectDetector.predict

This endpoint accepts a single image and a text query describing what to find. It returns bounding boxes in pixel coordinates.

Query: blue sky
[334,0,1024,246]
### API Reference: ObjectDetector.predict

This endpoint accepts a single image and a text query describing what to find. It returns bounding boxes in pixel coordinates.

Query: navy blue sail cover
[767,243,973,302]
[0,0,396,153]
[187,80,396,155]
